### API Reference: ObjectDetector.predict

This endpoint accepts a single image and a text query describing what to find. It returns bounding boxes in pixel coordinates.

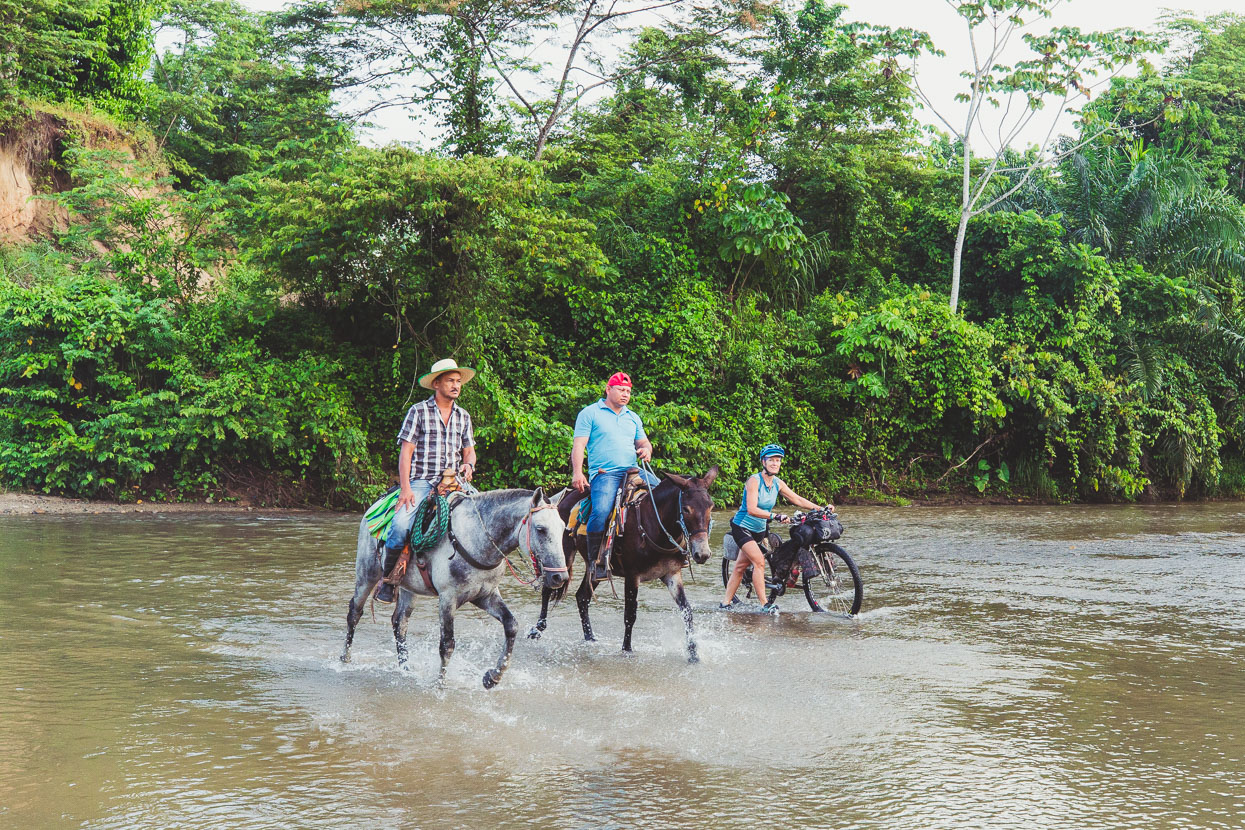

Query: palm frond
[1119,332,1165,401]
[1058,143,1245,279]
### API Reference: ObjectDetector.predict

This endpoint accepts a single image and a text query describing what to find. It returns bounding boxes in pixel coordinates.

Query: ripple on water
[1,507,1243,829]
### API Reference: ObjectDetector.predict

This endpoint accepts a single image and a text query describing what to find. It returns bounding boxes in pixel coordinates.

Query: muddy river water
[1,504,1243,829]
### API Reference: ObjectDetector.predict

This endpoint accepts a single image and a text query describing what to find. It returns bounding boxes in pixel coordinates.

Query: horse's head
[524,487,568,589]
[662,466,719,564]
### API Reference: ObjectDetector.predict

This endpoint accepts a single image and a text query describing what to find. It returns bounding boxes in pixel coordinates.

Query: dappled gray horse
[340,488,567,689]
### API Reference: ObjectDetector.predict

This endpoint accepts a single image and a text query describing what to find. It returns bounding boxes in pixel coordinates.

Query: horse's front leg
[437,593,459,684]
[622,577,639,653]
[663,572,698,664]
[341,569,378,663]
[473,590,517,689]
[527,586,552,640]
[575,570,596,642]
[392,589,416,670]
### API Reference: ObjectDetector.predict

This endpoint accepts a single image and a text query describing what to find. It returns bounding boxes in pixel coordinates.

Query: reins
[635,461,710,579]
[457,495,566,585]
[513,503,566,585]
[636,461,689,555]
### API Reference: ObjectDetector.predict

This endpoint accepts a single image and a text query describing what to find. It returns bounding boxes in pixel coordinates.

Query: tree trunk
[951,130,974,314]
[950,207,969,314]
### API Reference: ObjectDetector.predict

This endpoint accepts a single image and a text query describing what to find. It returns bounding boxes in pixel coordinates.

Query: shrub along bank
[1,1,1244,506]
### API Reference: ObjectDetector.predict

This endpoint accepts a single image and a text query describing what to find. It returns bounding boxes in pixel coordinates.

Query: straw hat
[418,358,476,390]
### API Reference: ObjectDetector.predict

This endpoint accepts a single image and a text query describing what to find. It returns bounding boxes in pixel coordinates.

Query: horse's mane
[648,478,679,503]
[650,474,708,498]
[466,487,533,503]
[644,476,708,516]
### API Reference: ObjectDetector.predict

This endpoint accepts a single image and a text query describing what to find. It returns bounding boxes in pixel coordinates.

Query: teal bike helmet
[759,443,786,462]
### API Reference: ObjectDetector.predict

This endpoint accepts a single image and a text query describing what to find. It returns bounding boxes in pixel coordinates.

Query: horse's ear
[547,486,568,505]
[665,472,692,489]
[531,486,547,507]
[699,465,720,487]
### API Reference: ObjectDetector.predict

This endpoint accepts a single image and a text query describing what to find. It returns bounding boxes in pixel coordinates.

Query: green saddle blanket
[364,487,401,539]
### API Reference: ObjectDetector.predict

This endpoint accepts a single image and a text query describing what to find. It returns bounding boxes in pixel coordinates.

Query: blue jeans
[384,479,434,550]
[587,468,659,533]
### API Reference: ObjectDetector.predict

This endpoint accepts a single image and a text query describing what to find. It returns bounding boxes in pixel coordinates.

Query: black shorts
[729,521,769,550]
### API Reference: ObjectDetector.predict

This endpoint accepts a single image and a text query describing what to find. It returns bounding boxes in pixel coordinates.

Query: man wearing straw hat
[375,358,478,602]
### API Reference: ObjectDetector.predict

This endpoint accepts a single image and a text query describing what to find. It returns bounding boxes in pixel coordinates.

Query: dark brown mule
[527,467,718,662]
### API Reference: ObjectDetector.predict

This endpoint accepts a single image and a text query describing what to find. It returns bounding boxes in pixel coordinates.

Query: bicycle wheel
[802,543,862,615]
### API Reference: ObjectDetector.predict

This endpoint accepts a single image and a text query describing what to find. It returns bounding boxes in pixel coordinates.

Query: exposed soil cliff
[0,105,162,243]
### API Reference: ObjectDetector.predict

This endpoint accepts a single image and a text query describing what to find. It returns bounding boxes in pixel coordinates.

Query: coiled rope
[409,494,451,554]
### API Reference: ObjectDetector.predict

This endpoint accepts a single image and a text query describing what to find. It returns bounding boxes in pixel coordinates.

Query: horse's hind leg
[575,572,596,642]
[474,590,517,689]
[392,590,416,670]
[527,587,553,640]
[663,572,699,664]
[622,577,639,653]
[437,594,458,684]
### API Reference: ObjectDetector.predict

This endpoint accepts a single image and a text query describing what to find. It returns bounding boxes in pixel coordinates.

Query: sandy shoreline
[0,491,330,515]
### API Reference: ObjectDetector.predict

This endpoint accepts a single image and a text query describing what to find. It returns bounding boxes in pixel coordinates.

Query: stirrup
[375,582,396,603]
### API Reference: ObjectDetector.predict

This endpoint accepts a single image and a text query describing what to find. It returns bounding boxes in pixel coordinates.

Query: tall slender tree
[886,0,1161,312]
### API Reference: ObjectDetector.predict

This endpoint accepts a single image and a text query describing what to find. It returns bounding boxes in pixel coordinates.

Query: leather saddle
[436,467,462,496]
[562,468,650,541]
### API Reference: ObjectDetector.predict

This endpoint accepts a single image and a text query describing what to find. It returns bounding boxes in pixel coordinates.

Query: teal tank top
[732,473,781,532]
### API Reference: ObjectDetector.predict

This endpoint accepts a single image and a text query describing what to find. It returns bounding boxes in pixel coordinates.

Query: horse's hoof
[339,653,351,664]
[688,652,700,664]
[483,670,500,689]
[584,634,596,642]
[526,627,542,640]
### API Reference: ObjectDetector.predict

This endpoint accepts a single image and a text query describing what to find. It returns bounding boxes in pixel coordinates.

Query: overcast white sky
[238,0,1237,149]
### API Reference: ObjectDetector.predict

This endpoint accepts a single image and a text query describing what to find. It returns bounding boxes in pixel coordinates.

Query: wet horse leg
[473,590,517,689]
[663,572,699,664]
[622,577,639,653]
[437,593,458,683]
[575,571,596,642]
[392,589,416,670]
[340,574,377,663]
[527,586,553,640]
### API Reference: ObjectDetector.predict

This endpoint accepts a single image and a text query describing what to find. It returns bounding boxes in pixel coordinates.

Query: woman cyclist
[721,444,828,613]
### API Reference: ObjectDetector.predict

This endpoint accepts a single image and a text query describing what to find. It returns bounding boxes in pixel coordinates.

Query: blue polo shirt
[573,399,647,479]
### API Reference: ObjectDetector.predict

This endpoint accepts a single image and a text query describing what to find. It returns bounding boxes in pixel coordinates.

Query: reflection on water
[1,504,1243,829]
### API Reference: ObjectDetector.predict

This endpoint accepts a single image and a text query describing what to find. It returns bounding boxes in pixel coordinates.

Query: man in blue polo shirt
[571,371,658,579]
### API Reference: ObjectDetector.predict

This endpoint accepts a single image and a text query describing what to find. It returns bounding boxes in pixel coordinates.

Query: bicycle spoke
[804,548,862,615]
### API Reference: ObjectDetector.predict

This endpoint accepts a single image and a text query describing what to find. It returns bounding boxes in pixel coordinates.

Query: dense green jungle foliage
[2,0,1244,507]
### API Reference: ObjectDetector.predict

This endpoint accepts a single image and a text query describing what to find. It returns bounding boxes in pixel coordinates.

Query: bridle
[517,503,568,580]
[635,461,709,560]
[448,498,569,582]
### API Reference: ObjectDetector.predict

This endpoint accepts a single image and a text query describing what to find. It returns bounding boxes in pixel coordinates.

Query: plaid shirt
[396,396,475,483]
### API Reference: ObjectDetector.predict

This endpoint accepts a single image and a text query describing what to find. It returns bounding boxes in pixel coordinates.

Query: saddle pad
[566,496,624,540]
[365,488,400,539]
[566,497,593,538]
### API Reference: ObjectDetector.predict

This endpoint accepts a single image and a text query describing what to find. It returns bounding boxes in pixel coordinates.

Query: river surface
[1,504,1243,829]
